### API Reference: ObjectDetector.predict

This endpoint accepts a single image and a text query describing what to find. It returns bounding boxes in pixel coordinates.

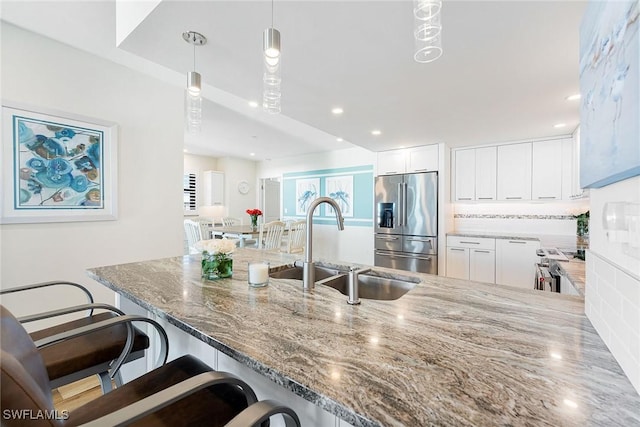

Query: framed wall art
[1,102,118,223]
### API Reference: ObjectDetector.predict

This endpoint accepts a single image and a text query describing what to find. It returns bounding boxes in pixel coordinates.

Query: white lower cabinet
[446,236,495,283]
[495,239,540,289]
[446,247,469,280]
[469,249,495,283]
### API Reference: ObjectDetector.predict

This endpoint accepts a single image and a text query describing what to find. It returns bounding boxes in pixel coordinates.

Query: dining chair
[0,281,165,394]
[192,216,215,240]
[286,220,306,253]
[184,219,203,254]
[258,221,286,250]
[222,217,242,227]
[0,304,301,427]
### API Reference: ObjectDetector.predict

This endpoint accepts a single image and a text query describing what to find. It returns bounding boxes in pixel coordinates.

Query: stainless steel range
[374,172,438,274]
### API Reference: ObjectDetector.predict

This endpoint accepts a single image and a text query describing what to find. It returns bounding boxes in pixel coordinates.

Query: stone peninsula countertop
[87,249,640,427]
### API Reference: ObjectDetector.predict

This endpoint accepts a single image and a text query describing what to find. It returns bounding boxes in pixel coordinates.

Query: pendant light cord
[271,0,274,28]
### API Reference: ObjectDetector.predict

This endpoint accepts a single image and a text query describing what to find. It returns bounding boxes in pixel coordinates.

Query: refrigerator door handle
[397,182,403,226]
[403,182,408,226]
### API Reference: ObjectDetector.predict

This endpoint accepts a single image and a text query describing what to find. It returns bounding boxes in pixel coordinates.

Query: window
[183,172,197,214]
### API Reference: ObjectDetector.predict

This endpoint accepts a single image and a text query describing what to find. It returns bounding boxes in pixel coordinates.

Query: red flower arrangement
[246,209,262,229]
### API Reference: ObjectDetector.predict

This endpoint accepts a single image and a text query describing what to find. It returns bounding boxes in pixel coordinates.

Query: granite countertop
[554,257,587,297]
[87,249,639,426]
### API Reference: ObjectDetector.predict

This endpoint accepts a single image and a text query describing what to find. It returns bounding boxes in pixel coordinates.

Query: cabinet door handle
[506,197,522,200]
[460,241,480,244]
[477,197,493,200]
[386,171,398,175]
[474,250,491,253]
[537,196,557,199]
[508,240,527,244]
[376,236,399,241]
[413,168,429,172]
[457,197,472,200]
[450,248,465,252]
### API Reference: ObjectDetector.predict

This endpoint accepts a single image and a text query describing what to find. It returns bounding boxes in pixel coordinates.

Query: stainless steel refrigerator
[374,172,438,274]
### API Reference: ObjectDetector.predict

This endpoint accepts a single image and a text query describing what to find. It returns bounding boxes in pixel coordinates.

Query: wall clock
[237,180,250,195]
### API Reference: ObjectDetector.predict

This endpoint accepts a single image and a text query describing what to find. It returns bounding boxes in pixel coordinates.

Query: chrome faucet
[303,197,345,292]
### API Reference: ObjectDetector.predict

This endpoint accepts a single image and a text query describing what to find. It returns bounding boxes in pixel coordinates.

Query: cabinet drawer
[446,236,495,250]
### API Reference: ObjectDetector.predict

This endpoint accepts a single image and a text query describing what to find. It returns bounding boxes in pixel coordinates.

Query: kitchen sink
[320,272,419,301]
[269,263,419,301]
[268,264,345,281]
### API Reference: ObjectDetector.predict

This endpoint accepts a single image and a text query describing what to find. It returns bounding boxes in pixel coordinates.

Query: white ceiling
[1,0,586,161]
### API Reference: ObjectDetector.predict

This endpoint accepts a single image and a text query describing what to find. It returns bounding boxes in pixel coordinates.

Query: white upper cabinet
[203,170,224,206]
[407,145,439,173]
[475,146,497,201]
[561,138,573,200]
[532,139,563,200]
[454,149,475,201]
[377,151,406,175]
[377,144,439,176]
[497,143,532,201]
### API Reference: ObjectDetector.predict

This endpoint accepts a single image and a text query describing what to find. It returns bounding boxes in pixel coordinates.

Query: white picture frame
[1,102,118,223]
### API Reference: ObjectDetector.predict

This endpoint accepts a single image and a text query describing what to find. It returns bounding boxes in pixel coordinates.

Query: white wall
[258,147,376,265]
[0,23,184,320]
[217,157,258,221]
[585,176,640,394]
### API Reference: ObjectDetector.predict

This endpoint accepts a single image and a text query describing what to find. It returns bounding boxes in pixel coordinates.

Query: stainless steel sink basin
[269,264,419,301]
[320,272,419,300]
[268,264,344,281]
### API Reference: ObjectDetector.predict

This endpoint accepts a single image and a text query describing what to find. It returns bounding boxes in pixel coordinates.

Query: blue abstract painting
[579,1,640,188]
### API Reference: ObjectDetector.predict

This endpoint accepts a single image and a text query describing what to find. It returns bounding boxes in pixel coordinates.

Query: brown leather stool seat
[68,355,251,426]
[29,311,149,386]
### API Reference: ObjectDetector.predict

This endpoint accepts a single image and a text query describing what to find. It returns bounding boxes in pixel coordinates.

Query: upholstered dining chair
[285,220,306,253]
[258,221,286,250]
[0,281,164,394]
[184,219,204,254]
[0,305,301,427]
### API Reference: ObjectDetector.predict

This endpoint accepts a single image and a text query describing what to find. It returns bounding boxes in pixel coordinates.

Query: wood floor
[52,375,111,413]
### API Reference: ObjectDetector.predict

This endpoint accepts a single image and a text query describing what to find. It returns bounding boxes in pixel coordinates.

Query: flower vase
[250,215,258,231]
[201,251,233,280]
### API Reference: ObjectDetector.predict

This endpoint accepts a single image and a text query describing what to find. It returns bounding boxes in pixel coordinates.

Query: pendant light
[263,0,281,114]
[413,0,443,63]
[183,31,206,132]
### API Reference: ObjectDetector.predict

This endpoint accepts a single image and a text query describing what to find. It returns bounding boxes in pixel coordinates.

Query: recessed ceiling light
[565,94,581,101]
[249,152,256,156]
[331,107,344,115]
[554,123,567,128]
[336,137,343,142]
[248,101,259,108]
[371,129,382,136]
[183,148,188,153]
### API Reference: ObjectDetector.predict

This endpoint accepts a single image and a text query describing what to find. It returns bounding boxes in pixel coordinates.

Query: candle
[248,262,270,287]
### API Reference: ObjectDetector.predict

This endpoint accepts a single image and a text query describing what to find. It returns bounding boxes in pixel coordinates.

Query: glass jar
[201,251,233,280]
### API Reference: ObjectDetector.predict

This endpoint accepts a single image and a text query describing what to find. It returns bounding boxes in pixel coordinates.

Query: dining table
[209,225,261,247]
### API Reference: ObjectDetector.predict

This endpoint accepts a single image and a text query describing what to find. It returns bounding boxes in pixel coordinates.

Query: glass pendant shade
[413,0,443,63]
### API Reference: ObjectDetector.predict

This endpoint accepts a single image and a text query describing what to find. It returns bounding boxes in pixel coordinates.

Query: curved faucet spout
[303,197,345,291]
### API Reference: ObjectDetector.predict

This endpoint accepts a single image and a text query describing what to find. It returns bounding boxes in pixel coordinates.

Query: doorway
[260,178,281,223]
